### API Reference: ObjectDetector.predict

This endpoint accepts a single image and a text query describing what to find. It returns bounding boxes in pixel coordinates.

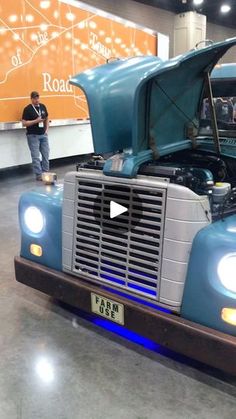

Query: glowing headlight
[24,206,44,234]
[217,253,236,293]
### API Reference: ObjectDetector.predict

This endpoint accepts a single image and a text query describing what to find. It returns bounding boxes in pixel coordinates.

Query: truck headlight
[217,253,236,293]
[24,206,44,234]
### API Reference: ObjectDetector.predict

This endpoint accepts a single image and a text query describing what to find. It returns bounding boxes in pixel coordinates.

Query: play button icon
[92,184,142,230]
[110,201,128,219]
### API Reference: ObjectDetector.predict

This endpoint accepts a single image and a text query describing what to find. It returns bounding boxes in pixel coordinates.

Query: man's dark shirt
[22,103,48,135]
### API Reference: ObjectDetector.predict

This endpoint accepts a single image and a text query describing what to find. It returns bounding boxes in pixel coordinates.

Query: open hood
[70,56,163,154]
[70,38,236,176]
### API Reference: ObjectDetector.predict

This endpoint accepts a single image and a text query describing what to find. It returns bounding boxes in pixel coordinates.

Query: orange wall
[0,0,157,122]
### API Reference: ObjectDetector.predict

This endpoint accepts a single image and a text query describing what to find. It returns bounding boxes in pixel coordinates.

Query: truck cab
[15,38,236,374]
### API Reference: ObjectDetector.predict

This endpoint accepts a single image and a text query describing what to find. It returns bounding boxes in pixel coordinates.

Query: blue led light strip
[92,317,161,350]
[101,285,171,314]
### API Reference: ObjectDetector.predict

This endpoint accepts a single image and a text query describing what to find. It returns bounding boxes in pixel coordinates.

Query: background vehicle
[15,38,236,375]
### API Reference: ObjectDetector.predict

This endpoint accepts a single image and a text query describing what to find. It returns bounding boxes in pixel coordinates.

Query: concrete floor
[0,160,236,419]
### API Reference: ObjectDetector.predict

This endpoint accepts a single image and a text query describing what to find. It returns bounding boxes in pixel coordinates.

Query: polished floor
[0,160,236,419]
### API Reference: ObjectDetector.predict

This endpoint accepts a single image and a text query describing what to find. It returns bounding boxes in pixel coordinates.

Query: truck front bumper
[14,256,236,376]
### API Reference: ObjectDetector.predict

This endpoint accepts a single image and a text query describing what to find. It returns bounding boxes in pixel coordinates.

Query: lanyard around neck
[32,104,41,117]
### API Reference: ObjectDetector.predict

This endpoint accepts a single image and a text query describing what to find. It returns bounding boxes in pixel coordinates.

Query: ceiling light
[193,0,204,5]
[220,4,231,13]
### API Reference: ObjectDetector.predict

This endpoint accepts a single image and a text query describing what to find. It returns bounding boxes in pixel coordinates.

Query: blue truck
[15,38,236,374]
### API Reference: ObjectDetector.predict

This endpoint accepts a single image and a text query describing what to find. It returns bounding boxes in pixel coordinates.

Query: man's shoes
[36,175,42,181]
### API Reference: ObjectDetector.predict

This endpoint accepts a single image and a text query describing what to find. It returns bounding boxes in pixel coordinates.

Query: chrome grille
[72,177,166,300]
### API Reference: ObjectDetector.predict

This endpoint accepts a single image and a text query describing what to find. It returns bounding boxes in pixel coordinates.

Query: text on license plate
[91,293,124,325]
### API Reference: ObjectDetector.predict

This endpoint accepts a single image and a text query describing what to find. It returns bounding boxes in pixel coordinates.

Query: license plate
[91,293,124,325]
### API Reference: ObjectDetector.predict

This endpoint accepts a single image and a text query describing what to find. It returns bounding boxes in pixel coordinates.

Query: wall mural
[0,0,157,122]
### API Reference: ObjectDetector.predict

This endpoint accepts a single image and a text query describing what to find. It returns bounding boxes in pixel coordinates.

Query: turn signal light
[30,244,43,257]
[221,308,236,326]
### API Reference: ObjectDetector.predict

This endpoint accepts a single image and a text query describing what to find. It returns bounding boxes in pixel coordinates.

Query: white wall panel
[0,123,93,169]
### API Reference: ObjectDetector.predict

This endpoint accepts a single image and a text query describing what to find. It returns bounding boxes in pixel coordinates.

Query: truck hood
[70,37,236,157]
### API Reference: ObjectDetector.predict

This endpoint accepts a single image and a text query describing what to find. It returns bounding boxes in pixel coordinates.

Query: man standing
[22,91,49,180]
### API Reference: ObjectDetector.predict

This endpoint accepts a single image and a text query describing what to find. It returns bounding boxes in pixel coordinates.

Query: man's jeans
[27,134,50,177]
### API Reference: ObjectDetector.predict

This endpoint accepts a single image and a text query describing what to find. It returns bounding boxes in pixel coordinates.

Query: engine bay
[141,150,236,220]
[77,149,236,221]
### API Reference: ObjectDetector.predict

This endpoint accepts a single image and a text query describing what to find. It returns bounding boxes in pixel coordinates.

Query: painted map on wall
[0,0,157,122]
